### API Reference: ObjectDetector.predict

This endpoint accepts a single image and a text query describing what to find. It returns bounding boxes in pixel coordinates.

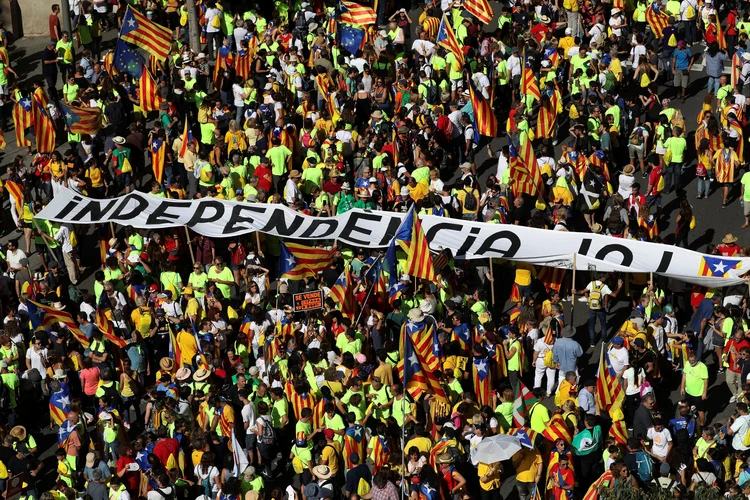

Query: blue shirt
[690,298,715,334]
[673,48,693,70]
[126,342,147,373]
[552,338,583,373]
[705,51,728,78]
[578,388,596,414]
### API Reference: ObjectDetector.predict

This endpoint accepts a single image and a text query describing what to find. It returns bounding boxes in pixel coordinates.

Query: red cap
[324,429,335,439]
[149,284,159,292]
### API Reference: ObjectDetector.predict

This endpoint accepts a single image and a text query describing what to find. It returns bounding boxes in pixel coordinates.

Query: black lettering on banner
[594,244,634,267]
[577,238,592,256]
[71,198,119,222]
[187,200,226,227]
[338,211,380,245]
[223,204,266,234]
[655,251,674,274]
[110,193,150,221]
[54,195,85,219]
[424,221,464,245]
[378,215,404,246]
[457,226,482,257]
[474,230,522,258]
[300,219,340,239]
[261,208,305,236]
[146,200,186,225]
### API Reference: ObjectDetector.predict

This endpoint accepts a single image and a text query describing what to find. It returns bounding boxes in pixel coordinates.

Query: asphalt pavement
[0,9,745,497]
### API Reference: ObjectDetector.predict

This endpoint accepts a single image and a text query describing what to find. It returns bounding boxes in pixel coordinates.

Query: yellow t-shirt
[515,449,543,483]
[478,463,501,491]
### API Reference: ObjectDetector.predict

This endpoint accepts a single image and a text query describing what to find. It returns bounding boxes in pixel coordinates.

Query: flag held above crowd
[119,6,173,60]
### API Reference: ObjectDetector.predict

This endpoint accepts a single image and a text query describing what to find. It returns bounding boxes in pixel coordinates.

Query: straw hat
[86,452,96,467]
[371,110,383,119]
[622,165,635,176]
[175,367,192,382]
[437,453,453,464]
[312,465,333,480]
[194,368,211,382]
[99,412,113,421]
[590,223,603,234]
[108,237,118,247]
[408,308,425,322]
[113,136,126,145]
[723,233,739,244]
[539,15,551,24]
[289,170,301,179]
[9,426,26,441]
[159,357,175,372]
[52,369,67,380]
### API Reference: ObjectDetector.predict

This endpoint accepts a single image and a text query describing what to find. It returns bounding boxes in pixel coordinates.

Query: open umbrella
[471,434,522,464]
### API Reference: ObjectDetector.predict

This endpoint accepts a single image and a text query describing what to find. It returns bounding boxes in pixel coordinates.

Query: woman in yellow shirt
[225,119,247,156]
[49,150,67,198]
[85,157,106,198]
[119,358,139,429]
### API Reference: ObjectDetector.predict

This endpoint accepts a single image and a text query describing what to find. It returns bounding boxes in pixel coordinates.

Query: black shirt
[42,48,58,76]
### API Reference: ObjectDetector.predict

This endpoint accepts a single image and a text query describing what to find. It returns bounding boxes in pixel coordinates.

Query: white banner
[37,189,750,287]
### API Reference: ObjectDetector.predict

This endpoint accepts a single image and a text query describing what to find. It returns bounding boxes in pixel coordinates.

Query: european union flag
[114,39,145,78]
[340,24,365,55]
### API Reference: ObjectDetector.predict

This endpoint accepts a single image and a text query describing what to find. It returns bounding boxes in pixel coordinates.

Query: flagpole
[489,258,495,306]
[185,227,195,265]
[353,260,381,328]
[33,219,61,264]
[401,328,407,500]
[570,254,577,321]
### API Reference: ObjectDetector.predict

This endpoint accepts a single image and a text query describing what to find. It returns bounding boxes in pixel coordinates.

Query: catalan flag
[512,380,537,428]
[596,344,623,411]
[289,387,317,422]
[717,14,726,50]
[279,242,336,280]
[545,451,576,496]
[468,78,497,138]
[150,137,166,184]
[13,97,32,147]
[120,6,173,60]
[645,2,669,38]
[509,139,544,197]
[339,0,377,26]
[535,89,559,139]
[542,413,572,444]
[729,120,744,162]
[95,307,127,349]
[538,266,565,293]
[732,52,742,90]
[30,300,90,348]
[32,98,56,153]
[699,255,742,277]
[583,471,614,500]
[436,15,464,67]
[178,120,197,159]
[60,103,103,136]
[388,206,436,282]
[167,323,182,368]
[57,420,76,447]
[329,268,357,320]
[235,50,252,81]
[49,387,71,426]
[521,67,541,101]
[6,180,23,217]
[608,419,628,445]
[422,16,440,38]
[214,48,228,88]
[463,0,493,24]
[370,435,391,474]
[139,68,163,112]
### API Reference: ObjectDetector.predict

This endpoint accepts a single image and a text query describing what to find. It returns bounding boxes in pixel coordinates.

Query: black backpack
[101,382,122,408]
[425,80,439,105]
[0,380,10,410]
[462,188,477,211]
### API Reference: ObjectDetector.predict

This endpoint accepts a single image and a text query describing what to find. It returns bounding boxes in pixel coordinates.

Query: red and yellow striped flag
[6,180,23,217]
[96,308,128,349]
[139,68,163,112]
[32,98,56,153]
[464,0,493,24]
[596,344,624,411]
[521,68,541,100]
[235,51,252,81]
[608,419,628,445]
[436,15,464,67]
[150,137,166,184]
[279,242,336,280]
[339,0,377,25]
[12,97,32,148]
[542,414,572,444]
[645,2,669,38]
[468,79,497,138]
[583,471,614,500]
[509,139,543,197]
[32,300,90,348]
[402,208,436,282]
[717,14,727,50]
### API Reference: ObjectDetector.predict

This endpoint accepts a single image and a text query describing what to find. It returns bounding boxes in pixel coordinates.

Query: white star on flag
[713,261,727,274]
[285,255,296,267]
[65,113,73,120]
[354,426,362,437]
[476,359,487,374]
[58,394,70,407]
[127,19,136,27]
[408,351,419,366]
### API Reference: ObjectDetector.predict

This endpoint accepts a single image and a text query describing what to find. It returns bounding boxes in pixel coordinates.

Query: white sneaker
[730,395,738,403]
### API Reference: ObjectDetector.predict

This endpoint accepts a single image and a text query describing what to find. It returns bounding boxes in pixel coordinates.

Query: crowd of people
[1,0,750,499]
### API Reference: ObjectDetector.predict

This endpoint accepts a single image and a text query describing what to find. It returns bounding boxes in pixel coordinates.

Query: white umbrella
[471,434,522,464]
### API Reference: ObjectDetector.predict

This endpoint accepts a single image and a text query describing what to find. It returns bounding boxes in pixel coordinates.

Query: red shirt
[49,14,60,41]
[723,338,750,373]
[254,165,273,192]
[648,167,663,196]
[116,456,140,492]
[717,243,740,256]
[530,23,551,42]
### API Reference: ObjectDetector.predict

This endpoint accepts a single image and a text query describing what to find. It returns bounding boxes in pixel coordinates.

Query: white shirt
[508,55,522,77]
[533,338,553,359]
[731,414,750,450]
[631,44,647,68]
[242,401,257,432]
[54,225,74,254]
[350,57,368,73]
[6,249,27,270]
[205,8,222,33]
[148,488,174,500]
[161,301,183,318]
[233,27,248,51]
[608,346,629,375]
[412,39,436,58]
[285,178,302,204]
[25,346,48,378]
[496,152,509,180]
[622,366,646,395]
[232,84,245,107]
[647,427,672,459]
[589,24,605,46]
[608,15,624,37]
[473,73,491,99]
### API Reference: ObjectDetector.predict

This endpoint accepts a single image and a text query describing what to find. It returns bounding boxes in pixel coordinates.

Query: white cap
[397,166,408,177]
[369,177,377,183]
[541,60,551,67]
[565,27,572,35]
[400,274,411,282]
[400,186,410,196]
[611,7,619,14]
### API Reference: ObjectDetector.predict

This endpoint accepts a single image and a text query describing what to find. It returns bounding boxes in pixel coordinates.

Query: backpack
[635,450,653,483]
[603,70,617,92]
[462,188,477,211]
[295,12,309,33]
[668,33,677,47]
[357,477,371,496]
[258,103,274,122]
[292,454,305,474]
[198,468,214,498]
[685,1,696,18]
[425,81,439,105]
[301,130,313,148]
[608,208,624,235]
[101,382,123,408]
[544,348,556,369]
[259,416,275,444]
[588,281,605,310]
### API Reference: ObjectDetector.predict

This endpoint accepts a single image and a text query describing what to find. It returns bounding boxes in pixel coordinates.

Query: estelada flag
[60,103,103,135]
[329,268,357,320]
[717,13,727,50]
[49,388,70,426]
[436,15,464,67]
[150,137,166,184]
[596,344,623,411]
[32,98,56,153]
[339,0,377,26]
[279,241,336,280]
[235,50,252,81]
[473,356,493,408]
[583,471,614,500]
[468,78,497,138]
[521,67,541,101]
[13,97,32,147]
[178,120,197,159]
[95,308,128,348]
[120,6,173,60]
[6,179,22,216]
[645,2,669,37]
[608,419,628,445]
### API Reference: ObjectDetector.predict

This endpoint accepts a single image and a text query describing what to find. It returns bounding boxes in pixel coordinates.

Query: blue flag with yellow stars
[114,39,145,78]
[339,24,365,55]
